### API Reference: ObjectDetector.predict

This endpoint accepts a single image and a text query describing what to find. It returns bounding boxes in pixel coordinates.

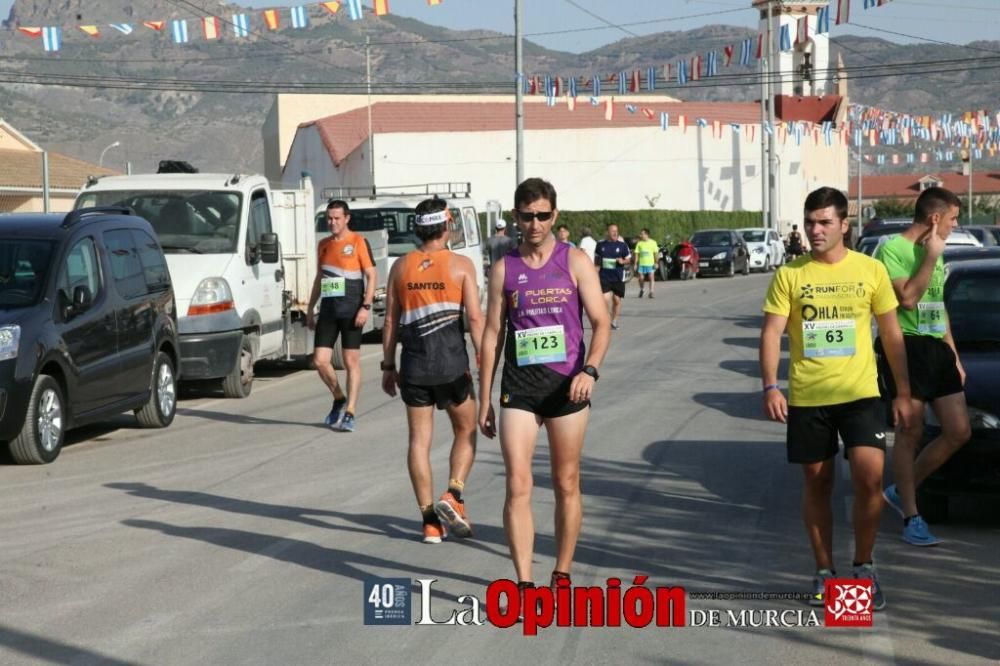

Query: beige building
[0,119,119,213]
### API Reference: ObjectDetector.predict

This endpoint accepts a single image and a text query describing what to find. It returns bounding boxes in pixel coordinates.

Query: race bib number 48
[321,276,346,298]
[515,325,567,366]
[803,319,856,358]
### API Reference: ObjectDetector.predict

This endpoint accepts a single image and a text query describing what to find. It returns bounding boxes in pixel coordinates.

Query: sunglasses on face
[514,210,554,222]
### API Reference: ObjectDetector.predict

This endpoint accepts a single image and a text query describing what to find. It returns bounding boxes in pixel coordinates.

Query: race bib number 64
[803,319,857,358]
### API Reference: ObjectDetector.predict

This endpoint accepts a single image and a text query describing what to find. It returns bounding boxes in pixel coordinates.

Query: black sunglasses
[514,210,554,222]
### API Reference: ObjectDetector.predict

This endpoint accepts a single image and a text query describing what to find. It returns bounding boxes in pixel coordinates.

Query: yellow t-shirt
[762,251,898,407]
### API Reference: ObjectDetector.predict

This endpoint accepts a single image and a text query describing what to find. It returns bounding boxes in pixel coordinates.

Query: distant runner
[633,228,659,299]
[594,224,631,329]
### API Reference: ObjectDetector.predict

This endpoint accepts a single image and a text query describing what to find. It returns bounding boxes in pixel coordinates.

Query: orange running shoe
[434,491,473,538]
[422,521,446,544]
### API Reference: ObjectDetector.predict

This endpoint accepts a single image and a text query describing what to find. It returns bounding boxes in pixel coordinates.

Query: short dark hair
[414,197,448,242]
[915,186,962,224]
[327,199,350,215]
[641,228,650,235]
[514,177,557,210]
[803,187,848,221]
[556,224,569,232]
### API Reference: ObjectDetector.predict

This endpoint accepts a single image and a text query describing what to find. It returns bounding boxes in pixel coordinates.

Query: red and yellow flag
[143,21,165,31]
[79,25,100,37]
[18,26,43,38]
[428,0,443,5]
[263,9,279,30]
[374,0,390,16]
[321,1,341,13]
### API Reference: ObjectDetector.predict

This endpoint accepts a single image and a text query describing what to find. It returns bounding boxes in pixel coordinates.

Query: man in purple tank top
[479,177,611,593]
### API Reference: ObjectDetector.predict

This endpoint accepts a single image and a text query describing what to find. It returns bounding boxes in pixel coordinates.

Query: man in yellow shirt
[759,187,915,611]
[633,228,660,299]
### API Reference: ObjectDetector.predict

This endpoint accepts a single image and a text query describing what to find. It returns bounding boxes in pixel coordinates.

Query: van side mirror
[260,232,279,264]
[63,285,92,320]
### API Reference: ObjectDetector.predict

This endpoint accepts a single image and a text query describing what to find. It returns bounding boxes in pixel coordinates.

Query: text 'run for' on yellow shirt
[762,250,898,407]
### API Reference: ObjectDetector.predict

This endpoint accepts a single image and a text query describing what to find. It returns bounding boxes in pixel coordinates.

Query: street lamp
[99,141,121,168]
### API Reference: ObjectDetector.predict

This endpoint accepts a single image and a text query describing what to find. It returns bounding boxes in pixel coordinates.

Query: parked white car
[945,230,983,247]
[738,227,785,272]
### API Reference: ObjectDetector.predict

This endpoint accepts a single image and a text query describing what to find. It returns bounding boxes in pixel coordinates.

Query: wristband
[763,384,780,393]
[380,361,396,371]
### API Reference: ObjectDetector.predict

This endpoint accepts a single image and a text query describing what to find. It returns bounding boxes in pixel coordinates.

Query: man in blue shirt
[594,223,631,330]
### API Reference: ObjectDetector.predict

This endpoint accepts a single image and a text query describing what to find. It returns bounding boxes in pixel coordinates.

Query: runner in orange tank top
[382,198,484,544]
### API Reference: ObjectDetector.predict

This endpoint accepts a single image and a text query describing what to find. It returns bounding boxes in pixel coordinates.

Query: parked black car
[917,258,1000,521]
[0,208,180,464]
[689,229,750,277]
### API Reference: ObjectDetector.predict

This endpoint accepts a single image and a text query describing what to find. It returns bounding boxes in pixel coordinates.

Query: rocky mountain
[2,0,996,175]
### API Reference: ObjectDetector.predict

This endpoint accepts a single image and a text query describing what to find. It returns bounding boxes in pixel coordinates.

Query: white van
[77,173,298,397]
[316,184,486,302]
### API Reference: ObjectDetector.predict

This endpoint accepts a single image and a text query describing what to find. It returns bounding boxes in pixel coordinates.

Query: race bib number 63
[803,319,857,358]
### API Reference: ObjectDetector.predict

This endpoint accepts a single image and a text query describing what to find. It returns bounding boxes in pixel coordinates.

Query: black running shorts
[875,335,963,402]
[314,316,362,350]
[786,397,887,464]
[600,280,626,298]
[500,375,589,419]
[401,373,473,410]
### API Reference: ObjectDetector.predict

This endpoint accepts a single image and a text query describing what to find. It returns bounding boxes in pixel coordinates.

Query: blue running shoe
[902,515,940,547]
[337,412,356,433]
[324,398,346,428]
[852,563,886,611]
[883,484,905,518]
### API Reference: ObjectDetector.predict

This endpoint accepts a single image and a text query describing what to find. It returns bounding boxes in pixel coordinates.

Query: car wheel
[742,256,750,275]
[135,351,177,428]
[10,374,64,464]
[727,261,735,277]
[917,489,949,524]
[763,257,771,273]
[222,335,254,398]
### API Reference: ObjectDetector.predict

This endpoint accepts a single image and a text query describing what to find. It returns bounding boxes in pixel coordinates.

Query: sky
[2,0,1000,53]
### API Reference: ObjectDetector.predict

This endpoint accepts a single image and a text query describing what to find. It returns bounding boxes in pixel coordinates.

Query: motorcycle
[670,241,700,280]
[656,237,673,281]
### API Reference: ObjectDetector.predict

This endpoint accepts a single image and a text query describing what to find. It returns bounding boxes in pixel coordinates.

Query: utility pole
[366,36,376,197]
[968,148,974,225]
[766,1,778,232]
[514,0,524,188]
[856,141,863,239]
[760,19,770,229]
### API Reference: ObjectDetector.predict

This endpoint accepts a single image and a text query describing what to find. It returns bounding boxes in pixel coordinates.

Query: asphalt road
[2,271,998,665]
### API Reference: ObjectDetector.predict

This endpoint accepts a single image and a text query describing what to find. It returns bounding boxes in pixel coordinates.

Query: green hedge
[481,209,763,244]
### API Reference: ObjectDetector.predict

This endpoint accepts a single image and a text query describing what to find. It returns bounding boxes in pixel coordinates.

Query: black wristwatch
[581,365,600,381]
[380,360,395,371]
[361,303,372,311]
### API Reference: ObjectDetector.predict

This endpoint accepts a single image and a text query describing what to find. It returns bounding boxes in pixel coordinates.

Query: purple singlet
[502,241,585,382]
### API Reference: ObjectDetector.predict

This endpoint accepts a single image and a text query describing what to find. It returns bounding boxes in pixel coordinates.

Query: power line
[560,0,640,39]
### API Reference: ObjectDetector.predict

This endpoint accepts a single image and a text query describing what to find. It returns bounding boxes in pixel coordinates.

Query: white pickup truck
[75,171,388,397]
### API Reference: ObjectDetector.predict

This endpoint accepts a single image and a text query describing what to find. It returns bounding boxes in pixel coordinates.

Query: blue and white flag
[677,60,688,85]
[346,0,363,21]
[779,24,792,51]
[816,6,831,34]
[110,23,134,35]
[625,104,638,114]
[936,151,944,161]
[945,151,954,160]
[233,14,250,38]
[739,38,752,66]
[290,6,309,29]
[618,71,627,95]
[42,26,61,52]
[696,118,708,128]
[877,154,886,165]
[661,112,669,131]
[823,121,833,145]
[854,129,863,147]
[547,95,557,108]
[646,66,656,92]
[707,51,719,77]
[864,0,878,8]
[730,123,741,134]
[171,19,189,44]
[906,153,915,164]
[589,96,600,106]
[974,148,983,159]
[591,75,601,97]
[794,122,804,145]
[569,77,578,98]
[763,121,774,135]
[543,75,552,96]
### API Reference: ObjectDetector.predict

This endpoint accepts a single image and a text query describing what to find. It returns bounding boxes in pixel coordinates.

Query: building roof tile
[849,171,1000,199]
